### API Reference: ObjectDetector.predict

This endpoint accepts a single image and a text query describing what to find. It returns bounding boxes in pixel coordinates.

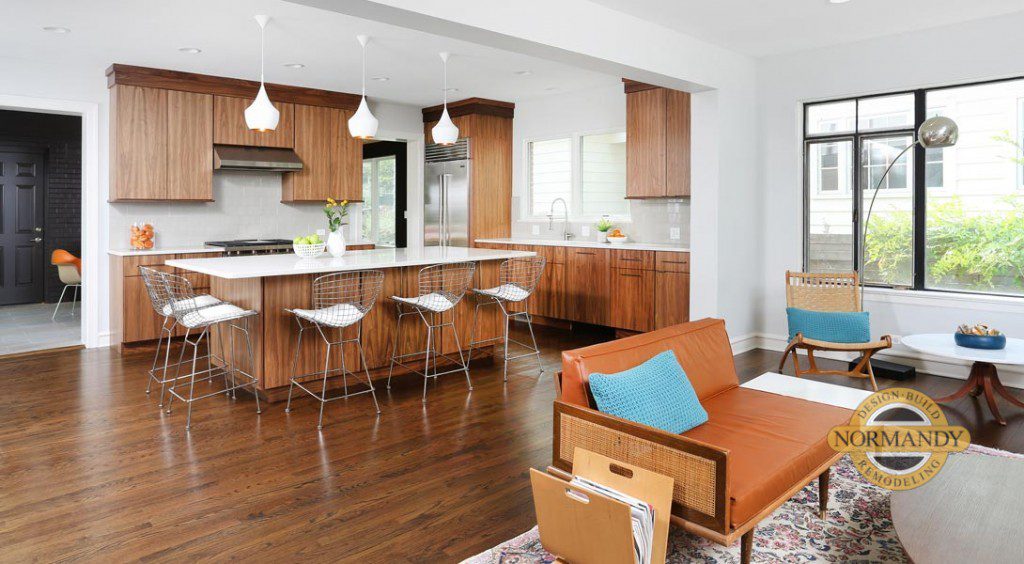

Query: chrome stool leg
[356,326,382,414]
[524,308,544,375]
[241,317,261,415]
[285,318,306,413]
[386,305,408,389]
[184,328,206,430]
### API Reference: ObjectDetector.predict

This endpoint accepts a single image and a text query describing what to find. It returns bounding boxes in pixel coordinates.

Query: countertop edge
[165,248,536,279]
[474,238,690,253]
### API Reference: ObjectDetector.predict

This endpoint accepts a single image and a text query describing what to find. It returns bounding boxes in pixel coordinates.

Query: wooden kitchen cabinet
[167,90,214,200]
[533,262,567,319]
[566,248,610,326]
[626,85,690,198]
[110,85,214,201]
[213,95,294,148]
[655,271,690,329]
[610,268,654,332]
[282,105,362,202]
[110,85,168,201]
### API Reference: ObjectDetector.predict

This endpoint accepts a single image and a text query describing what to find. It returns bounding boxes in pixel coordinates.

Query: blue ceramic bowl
[954,332,1006,350]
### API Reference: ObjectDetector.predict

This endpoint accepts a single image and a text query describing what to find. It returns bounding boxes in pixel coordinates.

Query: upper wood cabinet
[625,83,691,198]
[213,95,294,148]
[110,85,213,201]
[282,105,362,203]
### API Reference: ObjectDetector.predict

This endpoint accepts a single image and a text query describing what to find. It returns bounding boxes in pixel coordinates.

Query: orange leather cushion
[682,387,852,528]
[560,318,739,407]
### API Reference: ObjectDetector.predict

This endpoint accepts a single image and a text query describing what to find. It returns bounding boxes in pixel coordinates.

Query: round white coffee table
[902,333,1024,426]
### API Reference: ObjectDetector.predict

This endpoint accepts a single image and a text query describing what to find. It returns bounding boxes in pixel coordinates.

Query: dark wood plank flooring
[2,327,1023,562]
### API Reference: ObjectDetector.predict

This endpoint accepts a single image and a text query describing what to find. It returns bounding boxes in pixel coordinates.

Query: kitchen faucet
[547,197,573,240]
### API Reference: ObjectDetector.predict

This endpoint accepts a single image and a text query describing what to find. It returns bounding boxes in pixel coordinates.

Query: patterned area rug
[464,445,1020,563]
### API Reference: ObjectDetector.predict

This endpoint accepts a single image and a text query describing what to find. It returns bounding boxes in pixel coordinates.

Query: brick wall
[0,110,82,303]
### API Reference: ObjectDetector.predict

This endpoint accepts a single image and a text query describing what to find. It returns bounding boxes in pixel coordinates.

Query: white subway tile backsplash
[511,198,690,245]
[109,172,362,247]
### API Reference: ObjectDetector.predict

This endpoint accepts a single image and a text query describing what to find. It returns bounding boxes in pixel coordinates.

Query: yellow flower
[327,198,337,206]
[341,200,348,206]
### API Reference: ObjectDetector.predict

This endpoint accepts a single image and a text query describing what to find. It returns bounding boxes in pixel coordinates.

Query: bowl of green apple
[292,234,326,258]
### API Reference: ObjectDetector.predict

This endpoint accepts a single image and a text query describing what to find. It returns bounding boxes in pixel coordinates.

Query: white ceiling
[1,0,618,107]
[590,0,1024,57]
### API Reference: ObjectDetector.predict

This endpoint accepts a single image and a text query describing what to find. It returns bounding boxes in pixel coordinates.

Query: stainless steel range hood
[213,145,303,172]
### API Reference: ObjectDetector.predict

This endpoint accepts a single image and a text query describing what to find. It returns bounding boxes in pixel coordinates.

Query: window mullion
[912,89,927,291]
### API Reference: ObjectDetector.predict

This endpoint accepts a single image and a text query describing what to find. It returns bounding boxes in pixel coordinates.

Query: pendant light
[244,15,280,132]
[431,51,459,145]
[347,34,379,139]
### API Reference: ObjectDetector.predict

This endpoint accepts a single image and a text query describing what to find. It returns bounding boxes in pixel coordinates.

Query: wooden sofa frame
[553,377,840,564]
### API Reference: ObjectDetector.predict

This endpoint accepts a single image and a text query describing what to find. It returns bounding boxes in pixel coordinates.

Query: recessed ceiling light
[371,76,390,82]
[283,63,305,69]
[42,26,70,34]
[178,47,202,54]
[515,70,533,76]
[445,87,460,93]
[828,0,852,4]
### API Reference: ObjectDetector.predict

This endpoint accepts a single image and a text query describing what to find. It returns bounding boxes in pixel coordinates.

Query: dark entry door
[0,151,46,305]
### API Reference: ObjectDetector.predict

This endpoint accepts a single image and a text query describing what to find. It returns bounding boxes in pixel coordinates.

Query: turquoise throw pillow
[588,350,708,434]
[786,307,870,343]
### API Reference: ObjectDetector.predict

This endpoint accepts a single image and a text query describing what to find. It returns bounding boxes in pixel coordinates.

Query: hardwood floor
[2,327,1024,562]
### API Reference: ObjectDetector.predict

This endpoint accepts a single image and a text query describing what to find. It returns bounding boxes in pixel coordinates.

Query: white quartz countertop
[475,238,689,253]
[166,246,535,279]
[108,246,223,257]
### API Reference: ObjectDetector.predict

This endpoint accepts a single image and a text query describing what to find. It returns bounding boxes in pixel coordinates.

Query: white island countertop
[166,246,535,279]
[475,238,689,253]
[108,246,223,257]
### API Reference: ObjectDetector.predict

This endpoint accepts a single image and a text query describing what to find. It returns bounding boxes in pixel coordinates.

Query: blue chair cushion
[588,350,708,434]
[786,307,871,343]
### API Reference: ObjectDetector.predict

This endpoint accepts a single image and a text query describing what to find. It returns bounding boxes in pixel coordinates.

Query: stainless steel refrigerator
[424,139,470,247]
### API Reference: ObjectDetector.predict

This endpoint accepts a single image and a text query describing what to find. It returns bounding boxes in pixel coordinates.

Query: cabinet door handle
[619,273,641,278]
[661,260,687,264]
[576,251,596,256]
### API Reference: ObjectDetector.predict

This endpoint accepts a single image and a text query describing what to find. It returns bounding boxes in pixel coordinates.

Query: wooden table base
[934,361,1024,425]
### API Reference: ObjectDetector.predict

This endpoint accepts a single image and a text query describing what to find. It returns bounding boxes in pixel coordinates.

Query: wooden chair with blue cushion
[778,271,891,391]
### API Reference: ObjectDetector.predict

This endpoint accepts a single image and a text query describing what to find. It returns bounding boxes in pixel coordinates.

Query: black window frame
[803,75,1024,297]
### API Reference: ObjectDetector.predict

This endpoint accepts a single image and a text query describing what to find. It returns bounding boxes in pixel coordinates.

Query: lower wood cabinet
[533,263,567,319]
[477,242,688,332]
[655,271,690,329]
[609,268,654,332]
[566,248,610,326]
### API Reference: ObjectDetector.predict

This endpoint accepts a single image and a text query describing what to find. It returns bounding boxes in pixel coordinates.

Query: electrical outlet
[581,225,591,237]
[531,224,540,235]
[670,227,681,240]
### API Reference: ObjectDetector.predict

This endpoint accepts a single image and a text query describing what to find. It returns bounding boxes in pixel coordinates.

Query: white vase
[327,230,346,257]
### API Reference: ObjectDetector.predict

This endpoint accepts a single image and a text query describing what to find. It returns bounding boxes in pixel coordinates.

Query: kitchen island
[166,246,534,401]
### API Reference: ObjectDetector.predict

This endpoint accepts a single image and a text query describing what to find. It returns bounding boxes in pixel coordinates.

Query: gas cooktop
[205,239,293,255]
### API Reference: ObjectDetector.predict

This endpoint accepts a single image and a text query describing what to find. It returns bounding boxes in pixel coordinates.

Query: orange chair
[51,250,82,320]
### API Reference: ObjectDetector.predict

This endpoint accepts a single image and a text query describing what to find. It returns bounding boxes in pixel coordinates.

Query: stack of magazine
[569,475,656,564]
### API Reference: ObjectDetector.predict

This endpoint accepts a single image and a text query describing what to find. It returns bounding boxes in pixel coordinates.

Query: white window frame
[524,127,630,222]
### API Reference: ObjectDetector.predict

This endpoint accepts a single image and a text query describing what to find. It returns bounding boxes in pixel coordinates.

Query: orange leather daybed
[553,318,853,564]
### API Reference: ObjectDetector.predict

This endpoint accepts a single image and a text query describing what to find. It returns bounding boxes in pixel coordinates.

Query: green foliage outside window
[864,197,1024,294]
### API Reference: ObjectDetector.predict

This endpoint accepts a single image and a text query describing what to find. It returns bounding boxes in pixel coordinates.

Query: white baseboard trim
[749,332,1024,390]
[92,331,113,348]
[729,333,762,355]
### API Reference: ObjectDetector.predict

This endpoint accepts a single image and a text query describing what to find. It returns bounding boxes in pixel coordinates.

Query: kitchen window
[804,76,1024,297]
[526,129,629,220]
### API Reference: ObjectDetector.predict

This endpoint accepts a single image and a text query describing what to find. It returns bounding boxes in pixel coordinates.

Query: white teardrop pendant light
[245,15,280,132]
[348,34,379,139]
[431,51,459,145]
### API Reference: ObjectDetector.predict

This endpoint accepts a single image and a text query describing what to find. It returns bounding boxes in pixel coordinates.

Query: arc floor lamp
[859,115,959,303]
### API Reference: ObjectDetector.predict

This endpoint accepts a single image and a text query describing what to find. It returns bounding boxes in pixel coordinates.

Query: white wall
[758,12,1024,382]
[510,83,691,245]
[323,0,763,338]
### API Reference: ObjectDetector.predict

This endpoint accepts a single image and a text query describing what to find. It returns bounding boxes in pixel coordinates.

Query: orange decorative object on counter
[130,222,156,249]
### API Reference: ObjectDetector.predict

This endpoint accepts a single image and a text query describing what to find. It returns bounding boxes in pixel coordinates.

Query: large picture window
[804,77,1024,296]
[526,130,628,220]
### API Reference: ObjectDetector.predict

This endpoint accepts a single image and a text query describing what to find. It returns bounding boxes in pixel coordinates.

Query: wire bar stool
[386,261,476,402]
[138,266,222,407]
[284,270,385,429]
[161,271,261,430]
[466,256,546,381]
